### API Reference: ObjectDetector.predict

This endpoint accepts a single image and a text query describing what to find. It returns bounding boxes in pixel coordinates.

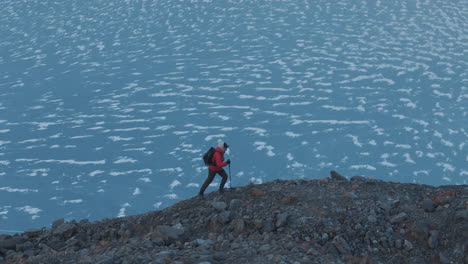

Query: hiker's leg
[218,169,228,191]
[199,170,216,195]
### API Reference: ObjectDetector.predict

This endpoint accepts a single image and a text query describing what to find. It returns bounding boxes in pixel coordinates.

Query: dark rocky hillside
[1,171,467,264]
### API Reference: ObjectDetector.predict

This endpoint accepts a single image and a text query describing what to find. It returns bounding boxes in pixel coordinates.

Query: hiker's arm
[214,153,227,167]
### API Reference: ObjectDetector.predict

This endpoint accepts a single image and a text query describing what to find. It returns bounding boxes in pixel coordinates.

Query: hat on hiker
[218,142,229,151]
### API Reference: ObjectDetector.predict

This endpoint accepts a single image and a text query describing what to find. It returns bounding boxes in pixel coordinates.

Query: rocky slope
[1,171,467,264]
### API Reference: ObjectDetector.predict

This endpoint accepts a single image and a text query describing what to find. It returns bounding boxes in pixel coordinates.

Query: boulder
[24,229,42,238]
[53,222,78,238]
[455,209,468,221]
[232,219,245,233]
[52,218,65,229]
[390,212,407,224]
[428,230,439,249]
[155,225,185,242]
[211,201,227,211]
[330,170,347,181]
[423,199,437,212]
[262,218,275,233]
[403,240,413,251]
[0,238,18,251]
[229,199,242,211]
[275,213,290,228]
[333,235,352,254]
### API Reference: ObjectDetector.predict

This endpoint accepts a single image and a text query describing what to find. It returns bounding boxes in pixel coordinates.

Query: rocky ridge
[1,171,467,264]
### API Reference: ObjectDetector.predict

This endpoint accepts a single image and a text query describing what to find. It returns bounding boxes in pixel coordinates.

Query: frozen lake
[0,0,466,233]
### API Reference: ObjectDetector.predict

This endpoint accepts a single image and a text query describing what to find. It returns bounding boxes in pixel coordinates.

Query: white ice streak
[160,167,182,173]
[403,153,416,163]
[114,157,138,164]
[169,180,181,189]
[346,135,363,147]
[114,127,150,132]
[244,127,268,136]
[437,163,455,172]
[0,187,38,193]
[70,135,94,139]
[164,194,178,199]
[110,169,152,176]
[117,203,131,218]
[16,206,42,219]
[63,199,83,204]
[322,105,350,111]
[254,142,275,156]
[400,98,417,108]
[285,132,301,138]
[35,159,105,165]
[292,119,371,125]
[205,134,226,141]
[89,170,105,177]
[350,165,377,170]
[132,188,141,196]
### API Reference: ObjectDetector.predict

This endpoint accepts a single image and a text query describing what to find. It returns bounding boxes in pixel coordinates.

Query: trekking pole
[229,163,232,189]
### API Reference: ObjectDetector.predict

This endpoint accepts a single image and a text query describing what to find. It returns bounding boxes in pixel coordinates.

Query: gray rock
[96,257,115,264]
[47,238,66,251]
[213,252,228,261]
[16,241,33,252]
[403,240,413,251]
[330,170,347,181]
[195,239,214,247]
[439,252,450,264]
[53,222,78,238]
[156,225,185,241]
[52,218,65,229]
[275,213,290,228]
[253,219,263,229]
[232,219,245,233]
[0,236,25,250]
[455,209,468,221]
[391,200,401,208]
[333,235,352,254]
[229,199,242,211]
[390,212,407,224]
[142,239,153,248]
[347,192,358,199]
[263,218,275,233]
[259,244,271,251]
[0,238,17,250]
[367,215,377,223]
[423,199,437,212]
[322,233,329,242]
[306,248,320,256]
[154,250,176,260]
[220,240,229,251]
[219,211,232,224]
[428,230,439,249]
[24,229,42,238]
[211,201,227,211]
[350,176,367,181]
[395,239,402,249]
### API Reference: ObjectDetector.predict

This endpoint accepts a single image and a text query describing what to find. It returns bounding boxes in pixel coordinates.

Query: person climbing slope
[199,142,231,198]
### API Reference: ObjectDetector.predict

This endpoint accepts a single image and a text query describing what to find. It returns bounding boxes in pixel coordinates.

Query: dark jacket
[209,146,227,172]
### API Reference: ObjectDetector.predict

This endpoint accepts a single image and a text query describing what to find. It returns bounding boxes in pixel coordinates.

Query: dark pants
[199,169,228,195]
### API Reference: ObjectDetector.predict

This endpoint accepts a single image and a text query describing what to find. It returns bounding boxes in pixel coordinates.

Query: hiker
[199,142,231,198]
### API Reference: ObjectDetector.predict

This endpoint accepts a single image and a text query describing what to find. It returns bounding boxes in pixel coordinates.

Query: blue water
[0,0,466,233]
